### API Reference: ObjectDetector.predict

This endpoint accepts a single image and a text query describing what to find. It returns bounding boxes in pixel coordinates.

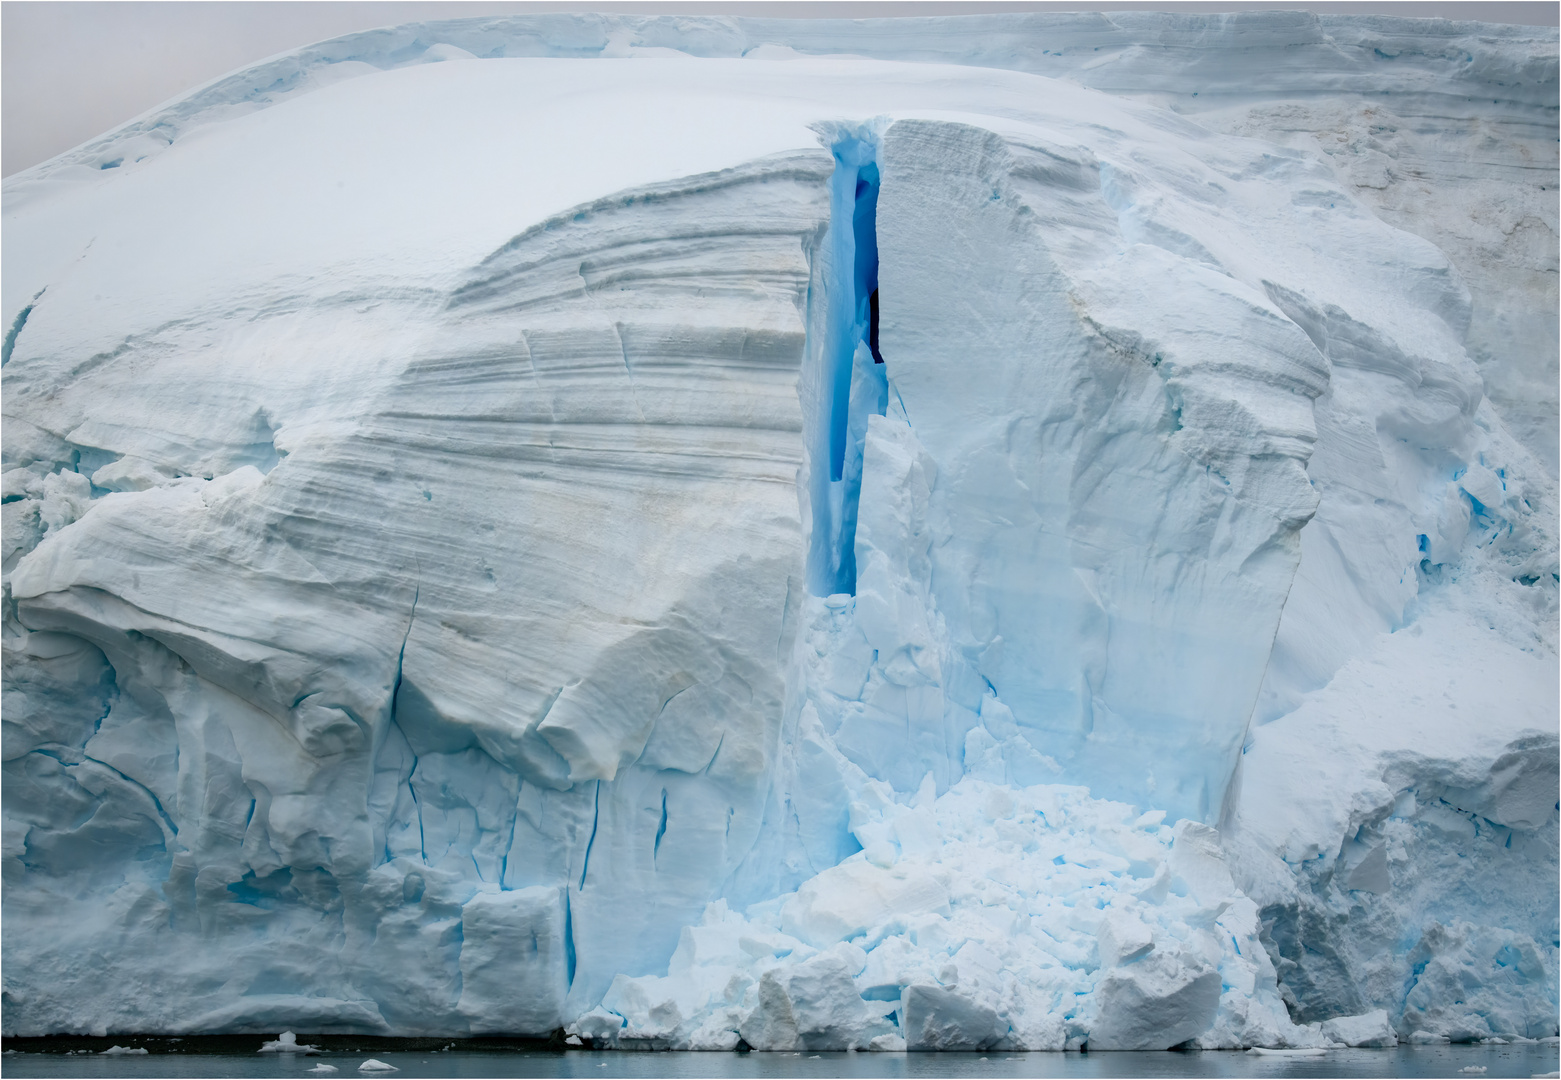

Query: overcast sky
[3,0,1557,176]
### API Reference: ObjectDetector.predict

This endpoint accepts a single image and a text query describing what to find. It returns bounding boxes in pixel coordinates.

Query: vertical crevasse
[806,130,889,598]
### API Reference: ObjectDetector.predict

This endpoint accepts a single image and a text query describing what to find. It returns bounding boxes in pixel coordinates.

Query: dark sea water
[2,1041,1557,1080]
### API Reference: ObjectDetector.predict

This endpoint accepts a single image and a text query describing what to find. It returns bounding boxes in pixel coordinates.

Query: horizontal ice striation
[2,19,1556,1048]
[3,149,833,1034]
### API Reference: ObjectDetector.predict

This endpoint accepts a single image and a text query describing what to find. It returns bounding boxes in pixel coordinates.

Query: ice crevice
[805,124,889,600]
[579,781,601,891]
[1,288,44,367]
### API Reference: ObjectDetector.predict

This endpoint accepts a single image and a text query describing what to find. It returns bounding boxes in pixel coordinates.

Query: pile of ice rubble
[581,779,1333,1051]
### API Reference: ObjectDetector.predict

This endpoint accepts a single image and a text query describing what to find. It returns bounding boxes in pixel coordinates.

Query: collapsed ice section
[588,779,1312,1051]
[1228,599,1560,1041]
[2,12,1556,1047]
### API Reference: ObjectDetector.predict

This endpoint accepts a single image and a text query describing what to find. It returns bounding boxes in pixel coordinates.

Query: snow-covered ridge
[2,13,1556,1047]
[8,11,1555,186]
[7,11,1554,473]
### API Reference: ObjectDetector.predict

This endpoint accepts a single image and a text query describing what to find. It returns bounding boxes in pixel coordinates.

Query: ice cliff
[3,11,1556,1049]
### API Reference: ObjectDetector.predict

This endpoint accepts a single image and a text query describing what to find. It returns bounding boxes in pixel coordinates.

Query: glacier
[1,11,1556,1050]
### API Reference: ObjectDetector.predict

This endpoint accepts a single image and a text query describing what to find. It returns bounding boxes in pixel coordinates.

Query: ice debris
[1321,1010,1398,1048]
[259,1031,320,1053]
[583,779,1316,1051]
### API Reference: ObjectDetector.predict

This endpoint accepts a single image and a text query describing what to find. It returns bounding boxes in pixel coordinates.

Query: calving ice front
[2,10,1556,1052]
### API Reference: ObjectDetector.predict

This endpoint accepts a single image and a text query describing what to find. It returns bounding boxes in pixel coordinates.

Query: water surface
[3,1042,1557,1079]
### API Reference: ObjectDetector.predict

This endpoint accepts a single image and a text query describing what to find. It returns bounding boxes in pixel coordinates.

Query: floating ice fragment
[307,1068,340,1076]
[357,1061,398,1073]
[260,1031,321,1053]
[1321,1010,1398,1048]
[100,1046,149,1055]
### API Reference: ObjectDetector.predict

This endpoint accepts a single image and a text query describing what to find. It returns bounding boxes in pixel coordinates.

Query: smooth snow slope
[9,11,1554,474]
[2,13,1556,1047]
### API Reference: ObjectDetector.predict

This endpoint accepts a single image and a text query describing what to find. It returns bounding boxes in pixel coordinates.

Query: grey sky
[4,0,1557,177]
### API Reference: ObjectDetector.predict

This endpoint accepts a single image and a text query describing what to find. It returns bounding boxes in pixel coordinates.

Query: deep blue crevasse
[808,134,889,598]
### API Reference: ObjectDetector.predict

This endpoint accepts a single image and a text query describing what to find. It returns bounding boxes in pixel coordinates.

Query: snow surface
[2,10,1555,1049]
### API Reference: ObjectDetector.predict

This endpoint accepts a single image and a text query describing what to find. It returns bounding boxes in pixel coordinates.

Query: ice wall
[5,146,835,1031]
[2,12,1556,1048]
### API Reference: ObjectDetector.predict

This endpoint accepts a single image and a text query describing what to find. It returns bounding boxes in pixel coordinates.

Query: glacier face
[2,12,1556,1048]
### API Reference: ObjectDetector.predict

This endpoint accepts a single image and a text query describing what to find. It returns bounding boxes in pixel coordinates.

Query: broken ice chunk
[1321,1009,1397,1047]
[259,1031,321,1053]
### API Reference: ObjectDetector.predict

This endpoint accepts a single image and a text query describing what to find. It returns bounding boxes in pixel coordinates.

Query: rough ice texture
[2,11,1556,1049]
